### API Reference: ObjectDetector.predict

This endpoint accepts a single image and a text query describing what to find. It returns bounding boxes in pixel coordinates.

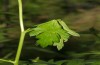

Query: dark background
[0,0,100,64]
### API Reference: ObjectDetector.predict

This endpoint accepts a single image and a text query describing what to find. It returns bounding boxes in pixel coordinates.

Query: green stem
[0,0,25,65]
[14,32,26,65]
[14,0,25,65]
[18,0,24,32]
[0,59,14,64]
[0,0,25,64]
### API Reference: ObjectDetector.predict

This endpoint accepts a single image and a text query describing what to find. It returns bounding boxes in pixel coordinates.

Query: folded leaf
[58,19,80,37]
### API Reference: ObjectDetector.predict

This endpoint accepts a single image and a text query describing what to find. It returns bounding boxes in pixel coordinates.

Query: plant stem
[14,0,25,65]
[18,0,24,32]
[0,59,14,64]
[14,32,26,65]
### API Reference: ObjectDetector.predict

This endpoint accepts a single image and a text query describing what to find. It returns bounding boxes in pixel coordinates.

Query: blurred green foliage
[0,0,100,65]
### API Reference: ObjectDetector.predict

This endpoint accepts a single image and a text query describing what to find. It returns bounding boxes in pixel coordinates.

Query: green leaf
[57,19,80,37]
[29,19,79,50]
[31,57,40,62]
[53,39,64,50]
[57,29,70,42]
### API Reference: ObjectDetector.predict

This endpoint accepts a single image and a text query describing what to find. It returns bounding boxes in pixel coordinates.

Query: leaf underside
[29,19,79,50]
